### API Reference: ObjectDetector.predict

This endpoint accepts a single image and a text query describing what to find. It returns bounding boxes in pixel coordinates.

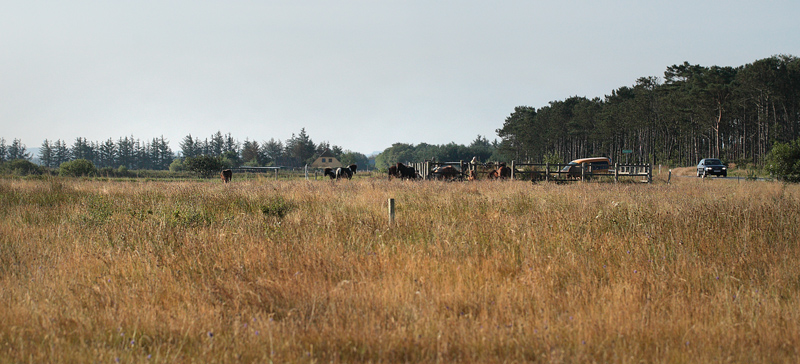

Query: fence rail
[403,161,652,183]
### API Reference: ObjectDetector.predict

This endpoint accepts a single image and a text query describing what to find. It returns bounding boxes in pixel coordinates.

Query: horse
[336,164,358,179]
[431,165,461,181]
[487,163,511,180]
[396,163,418,180]
[221,169,232,183]
[325,164,358,180]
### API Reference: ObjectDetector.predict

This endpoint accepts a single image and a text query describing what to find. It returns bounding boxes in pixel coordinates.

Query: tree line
[496,55,800,167]
[174,128,370,171]
[36,136,174,170]
[373,135,500,169]
[0,138,32,162]
[0,128,370,172]
[6,55,799,172]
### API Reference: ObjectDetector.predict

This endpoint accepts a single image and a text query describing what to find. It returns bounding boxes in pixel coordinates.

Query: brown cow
[221,169,232,183]
[388,165,398,180]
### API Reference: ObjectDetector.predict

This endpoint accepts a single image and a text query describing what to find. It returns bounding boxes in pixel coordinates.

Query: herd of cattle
[388,162,512,181]
[220,162,514,182]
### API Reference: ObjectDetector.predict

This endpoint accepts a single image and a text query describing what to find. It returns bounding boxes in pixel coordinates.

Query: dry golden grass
[1,175,799,363]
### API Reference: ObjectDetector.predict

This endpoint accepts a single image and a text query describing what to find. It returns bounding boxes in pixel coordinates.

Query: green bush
[59,159,97,177]
[1,159,43,176]
[183,155,224,178]
[765,138,800,182]
[260,196,294,218]
[169,158,185,172]
[98,167,115,176]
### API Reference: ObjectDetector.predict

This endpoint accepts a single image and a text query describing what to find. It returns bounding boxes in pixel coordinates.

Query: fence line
[403,160,652,183]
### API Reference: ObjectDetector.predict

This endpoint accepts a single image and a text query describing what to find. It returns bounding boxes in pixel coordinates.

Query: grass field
[1,175,798,363]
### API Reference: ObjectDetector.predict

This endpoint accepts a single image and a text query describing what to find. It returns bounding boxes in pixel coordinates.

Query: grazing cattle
[431,165,461,181]
[388,165,398,180]
[487,163,511,180]
[336,164,358,179]
[396,163,418,180]
[325,164,358,180]
[221,169,232,183]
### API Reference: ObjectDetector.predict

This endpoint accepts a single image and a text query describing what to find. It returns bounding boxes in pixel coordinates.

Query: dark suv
[697,158,727,177]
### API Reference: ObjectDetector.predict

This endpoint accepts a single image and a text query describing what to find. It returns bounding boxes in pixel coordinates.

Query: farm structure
[405,160,652,183]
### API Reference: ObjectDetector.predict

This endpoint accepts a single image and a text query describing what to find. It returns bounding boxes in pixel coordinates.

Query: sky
[2,1,799,156]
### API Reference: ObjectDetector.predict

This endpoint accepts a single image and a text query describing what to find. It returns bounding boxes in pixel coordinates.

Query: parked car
[561,157,611,179]
[697,158,727,177]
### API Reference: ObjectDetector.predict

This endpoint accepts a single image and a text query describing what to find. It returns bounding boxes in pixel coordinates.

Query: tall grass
[0,176,798,362]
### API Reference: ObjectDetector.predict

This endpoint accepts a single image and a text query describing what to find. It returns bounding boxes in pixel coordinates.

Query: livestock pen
[405,160,652,183]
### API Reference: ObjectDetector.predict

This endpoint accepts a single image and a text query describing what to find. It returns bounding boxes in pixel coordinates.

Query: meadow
[0,174,798,363]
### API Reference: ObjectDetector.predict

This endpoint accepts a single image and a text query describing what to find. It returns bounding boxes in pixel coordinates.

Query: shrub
[59,159,97,177]
[765,138,800,182]
[183,155,224,178]
[260,196,294,218]
[169,158,185,172]
[115,165,133,177]
[1,159,43,176]
[98,167,115,177]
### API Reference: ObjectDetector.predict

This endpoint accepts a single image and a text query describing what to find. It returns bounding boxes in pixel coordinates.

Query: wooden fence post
[388,198,395,225]
[614,163,619,183]
[545,163,549,182]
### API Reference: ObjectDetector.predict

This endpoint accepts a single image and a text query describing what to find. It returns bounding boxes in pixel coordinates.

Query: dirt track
[669,166,697,177]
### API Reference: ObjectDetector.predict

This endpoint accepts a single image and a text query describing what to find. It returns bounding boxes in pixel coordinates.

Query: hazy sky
[2,1,798,155]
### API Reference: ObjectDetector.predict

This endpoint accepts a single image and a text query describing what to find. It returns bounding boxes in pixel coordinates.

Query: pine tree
[39,140,54,167]
[98,138,117,168]
[8,139,31,160]
[53,140,71,166]
[179,134,198,159]
[0,138,6,162]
